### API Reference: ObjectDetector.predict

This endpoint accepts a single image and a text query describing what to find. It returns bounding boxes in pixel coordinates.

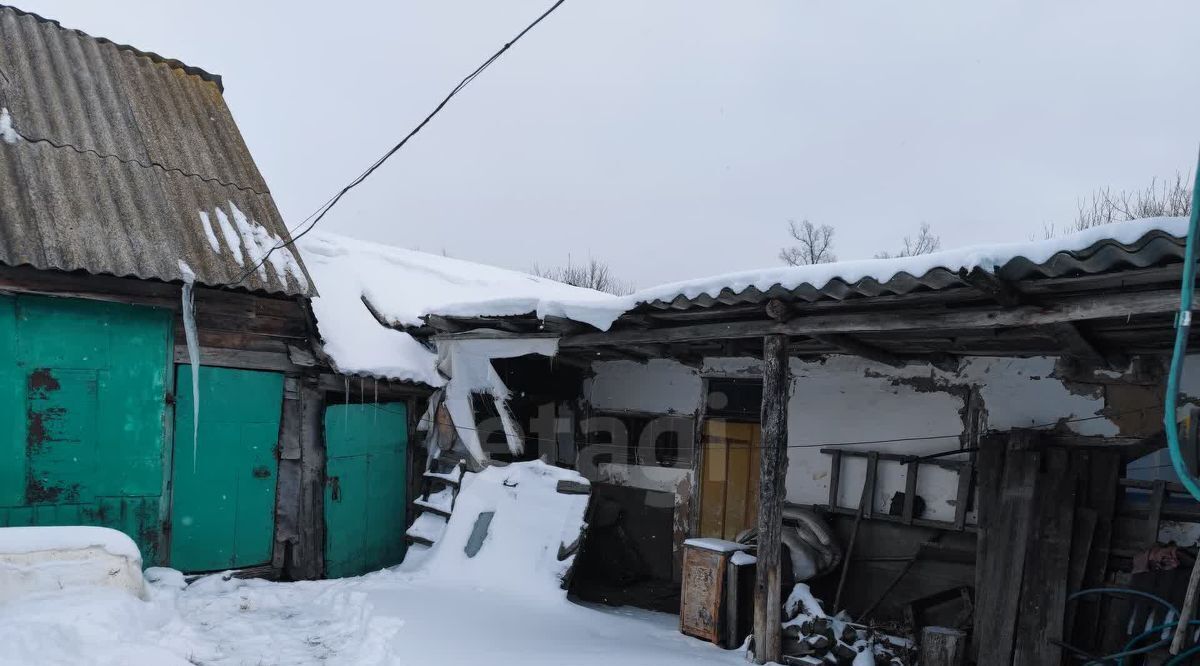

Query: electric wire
[232,0,569,286]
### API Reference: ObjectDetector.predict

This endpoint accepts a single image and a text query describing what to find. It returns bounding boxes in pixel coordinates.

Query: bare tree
[531,256,633,295]
[1073,172,1192,232]
[874,222,942,259]
[779,219,836,266]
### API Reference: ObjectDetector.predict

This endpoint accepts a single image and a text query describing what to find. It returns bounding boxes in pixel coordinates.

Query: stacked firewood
[779,585,913,665]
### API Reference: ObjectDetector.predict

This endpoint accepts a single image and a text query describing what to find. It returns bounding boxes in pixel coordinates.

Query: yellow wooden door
[699,420,761,540]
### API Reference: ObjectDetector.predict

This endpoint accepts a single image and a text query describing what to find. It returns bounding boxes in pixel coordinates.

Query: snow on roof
[625,216,1189,311]
[299,217,1188,381]
[446,216,1188,332]
[296,230,612,384]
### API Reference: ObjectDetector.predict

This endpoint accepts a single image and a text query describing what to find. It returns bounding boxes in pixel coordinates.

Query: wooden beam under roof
[958,268,1129,369]
[810,333,906,368]
[768,298,916,368]
[556,288,1196,348]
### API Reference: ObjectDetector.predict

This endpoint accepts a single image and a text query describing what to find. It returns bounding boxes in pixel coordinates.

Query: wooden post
[1171,549,1200,654]
[753,334,790,664]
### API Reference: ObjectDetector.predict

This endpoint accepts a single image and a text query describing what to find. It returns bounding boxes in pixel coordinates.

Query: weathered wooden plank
[903,460,918,524]
[810,333,906,367]
[296,380,326,580]
[952,465,973,530]
[1147,480,1167,547]
[271,376,304,577]
[752,334,790,665]
[827,450,842,510]
[173,345,300,372]
[820,505,973,532]
[1073,450,1121,652]
[974,431,1040,666]
[864,451,879,520]
[558,289,1197,347]
[819,447,970,472]
[1013,447,1077,666]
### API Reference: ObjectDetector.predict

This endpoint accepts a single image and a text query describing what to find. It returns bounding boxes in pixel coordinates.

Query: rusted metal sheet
[0,5,314,296]
[680,544,727,643]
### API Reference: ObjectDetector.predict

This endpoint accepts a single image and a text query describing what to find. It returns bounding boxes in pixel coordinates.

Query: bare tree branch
[1071,172,1192,232]
[875,222,942,259]
[531,256,633,295]
[779,219,836,265]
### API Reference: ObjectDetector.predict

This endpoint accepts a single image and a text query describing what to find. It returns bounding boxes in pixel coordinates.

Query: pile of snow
[404,460,590,597]
[443,216,1189,332]
[295,232,442,384]
[0,536,746,666]
[294,230,614,383]
[0,526,144,603]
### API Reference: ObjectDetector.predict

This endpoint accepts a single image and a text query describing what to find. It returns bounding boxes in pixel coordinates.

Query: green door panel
[325,454,369,578]
[0,294,172,564]
[170,365,282,572]
[324,402,408,578]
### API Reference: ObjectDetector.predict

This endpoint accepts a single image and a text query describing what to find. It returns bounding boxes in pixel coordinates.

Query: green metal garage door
[324,402,408,578]
[169,365,283,572]
[0,294,172,564]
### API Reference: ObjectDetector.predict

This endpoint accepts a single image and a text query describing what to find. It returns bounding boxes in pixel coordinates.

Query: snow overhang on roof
[626,217,1189,315]
[423,217,1190,334]
[295,230,612,385]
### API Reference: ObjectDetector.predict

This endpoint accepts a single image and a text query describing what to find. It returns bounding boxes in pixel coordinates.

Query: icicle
[360,376,365,414]
[373,378,378,427]
[178,261,201,472]
[343,377,349,435]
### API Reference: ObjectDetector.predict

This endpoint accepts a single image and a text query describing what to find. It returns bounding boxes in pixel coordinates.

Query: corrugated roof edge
[637,220,1190,311]
[0,4,223,92]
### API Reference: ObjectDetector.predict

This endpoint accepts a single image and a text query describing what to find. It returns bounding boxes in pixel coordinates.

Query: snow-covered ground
[0,463,744,666]
[0,567,746,665]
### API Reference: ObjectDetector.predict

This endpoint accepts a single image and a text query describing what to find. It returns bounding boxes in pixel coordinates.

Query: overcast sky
[19,1,1200,288]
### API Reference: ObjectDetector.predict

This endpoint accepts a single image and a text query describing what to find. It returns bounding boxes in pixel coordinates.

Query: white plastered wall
[587,355,1131,523]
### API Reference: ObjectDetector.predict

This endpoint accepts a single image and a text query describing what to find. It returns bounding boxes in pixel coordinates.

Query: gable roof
[0,5,313,296]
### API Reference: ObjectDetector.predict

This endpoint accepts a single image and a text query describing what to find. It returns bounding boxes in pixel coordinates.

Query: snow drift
[0,526,145,602]
[405,461,590,597]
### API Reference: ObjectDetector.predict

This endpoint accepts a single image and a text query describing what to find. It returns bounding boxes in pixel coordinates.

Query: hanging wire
[231,0,570,286]
[370,403,1155,453]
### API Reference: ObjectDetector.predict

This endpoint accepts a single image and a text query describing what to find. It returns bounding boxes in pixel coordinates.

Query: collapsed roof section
[296,230,604,385]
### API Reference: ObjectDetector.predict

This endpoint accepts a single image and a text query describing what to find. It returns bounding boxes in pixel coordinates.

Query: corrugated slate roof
[639,226,1187,311]
[0,4,314,296]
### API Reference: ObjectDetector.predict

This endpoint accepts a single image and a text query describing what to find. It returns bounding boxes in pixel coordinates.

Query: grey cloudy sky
[18,0,1200,288]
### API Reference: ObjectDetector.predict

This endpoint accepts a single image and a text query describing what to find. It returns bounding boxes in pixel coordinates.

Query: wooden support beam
[423,314,469,333]
[961,268,1127,369]
[361,294,400,330]
[558,288,1193,348]
[811,333,906,368]
[752,334,790,664]
[1045,322,1129,370]
[174,345,301,373]
[960,266,1023,307]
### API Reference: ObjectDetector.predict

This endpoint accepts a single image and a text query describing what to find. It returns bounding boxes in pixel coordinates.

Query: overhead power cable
[234,0,569,286]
